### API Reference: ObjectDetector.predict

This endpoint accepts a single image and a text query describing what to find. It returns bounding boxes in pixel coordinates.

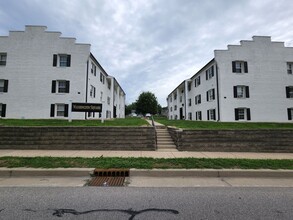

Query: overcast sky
[1,0,293,106]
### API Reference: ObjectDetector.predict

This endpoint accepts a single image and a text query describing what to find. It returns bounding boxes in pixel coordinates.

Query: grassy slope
[0,157,292,169]
[0,118,149,127]
[155,118,293,130]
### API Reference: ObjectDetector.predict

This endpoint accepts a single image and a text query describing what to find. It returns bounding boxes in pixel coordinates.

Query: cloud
[1,0,293,106]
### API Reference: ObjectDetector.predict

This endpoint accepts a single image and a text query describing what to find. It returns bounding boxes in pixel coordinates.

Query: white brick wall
[0,26,125,119]
[167,36,293,122]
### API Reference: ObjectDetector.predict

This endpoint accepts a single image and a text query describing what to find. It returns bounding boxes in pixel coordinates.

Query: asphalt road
[0,187,292,220]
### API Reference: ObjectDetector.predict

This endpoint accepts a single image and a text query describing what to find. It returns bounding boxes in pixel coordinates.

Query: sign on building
[72,103,102,112]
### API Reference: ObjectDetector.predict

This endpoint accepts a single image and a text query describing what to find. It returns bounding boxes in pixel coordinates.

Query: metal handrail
[151,116,155,127]
[151,116,157,150]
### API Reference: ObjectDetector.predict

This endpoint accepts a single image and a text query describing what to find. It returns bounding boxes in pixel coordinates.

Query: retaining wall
[168,127,293,152]
[0,127,156,151]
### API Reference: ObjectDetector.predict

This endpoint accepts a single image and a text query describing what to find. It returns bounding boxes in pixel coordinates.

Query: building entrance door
[180,108,183,120]
[113,106,117,118]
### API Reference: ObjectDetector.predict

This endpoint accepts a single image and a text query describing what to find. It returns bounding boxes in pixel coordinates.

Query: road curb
[0,168,292,178]
[129,169,293,178]
[0,168,94,177]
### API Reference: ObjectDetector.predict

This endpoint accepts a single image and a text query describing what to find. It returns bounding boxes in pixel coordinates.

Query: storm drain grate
[88,169,129,187]
[88,177,125,186]
[93,168,129,177]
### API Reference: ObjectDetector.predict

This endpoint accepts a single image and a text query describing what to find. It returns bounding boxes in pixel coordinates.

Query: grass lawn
[0,117,149,127]
[0,157,292,170]
[154,117,293,130]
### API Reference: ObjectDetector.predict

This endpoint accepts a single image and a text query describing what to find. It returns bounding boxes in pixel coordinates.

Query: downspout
[184,80,188,120]
[112,78,115,118]
[216,63,220,121]
[85,60,89,120]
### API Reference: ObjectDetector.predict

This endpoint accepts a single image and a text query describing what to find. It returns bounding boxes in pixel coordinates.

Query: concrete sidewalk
[0,149,292,159]
[0,168,292,187]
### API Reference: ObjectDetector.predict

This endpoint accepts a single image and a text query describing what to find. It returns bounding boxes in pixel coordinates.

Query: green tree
[125,102,137,115]
[136,92,159,115]
[157,104,162,115]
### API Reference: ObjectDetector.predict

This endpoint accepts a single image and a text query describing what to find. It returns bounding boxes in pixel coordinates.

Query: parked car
[145,113,151,118]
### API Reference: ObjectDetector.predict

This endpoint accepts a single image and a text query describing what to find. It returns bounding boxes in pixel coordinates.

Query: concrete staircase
[156,126,178,152]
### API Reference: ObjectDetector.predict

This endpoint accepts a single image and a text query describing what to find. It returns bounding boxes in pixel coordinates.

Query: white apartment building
[0,26,125,119]
[167,36,293,122]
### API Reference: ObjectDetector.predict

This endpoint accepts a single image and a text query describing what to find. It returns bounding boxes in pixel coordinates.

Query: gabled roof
[190,58,215,80]
[90,53,126,96]
[90,53,109,77]
[167,58,215,97]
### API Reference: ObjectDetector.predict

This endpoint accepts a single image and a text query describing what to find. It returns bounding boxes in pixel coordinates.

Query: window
[59,55,68,67]
[91,62,96,76]
[51,80,70,93]
[57,104,65,116]
[174,93,177,100]
[170,107,172,112]
[238,108,245,120]
[0,80,3,92]
[288,108,293,120]
[195,76,201,87]
[207,109,216,120]
[188,99,191,106]
[100,92,103,101]
[206,66,214,80]
[232,61,248,73]
[287,62,293,74]
[206,89,215,101]
[100,72,105,84]
[174,105,177,111]
[170,97,172,102]
[0,80,8,93]
[0,103,6,117]
[0,53,7,66]
[188,82,192,91]
[188,112,192,120]
[234,86,249,98]
[107,97,111,105]
[50,104,68,117]
[196,111,202,120]
[90,85,96,98]
[53,54,71,67]
[195,94,201,105]
[286,86,293,98]
[58,81,66,93]
[235,108,251,121]
[106,110,111,118]
[180,96,183,103]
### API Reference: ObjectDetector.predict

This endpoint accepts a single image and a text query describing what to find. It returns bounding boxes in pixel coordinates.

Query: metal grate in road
[93,168,129,177]
[88,169,129,186]
[88,176,125,187]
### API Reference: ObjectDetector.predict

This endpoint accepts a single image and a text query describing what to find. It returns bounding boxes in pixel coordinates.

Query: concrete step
[157,136,173,140]
[156,130,169,133]
[156,131,169,134]
[156,134,170,137]
[156,148,178,152]
[155,126,166,129]
[157,140,175,144]
[156,136,171,139]
[157,147,177,150]
[156,133,171,137]
[157,140,175,143]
